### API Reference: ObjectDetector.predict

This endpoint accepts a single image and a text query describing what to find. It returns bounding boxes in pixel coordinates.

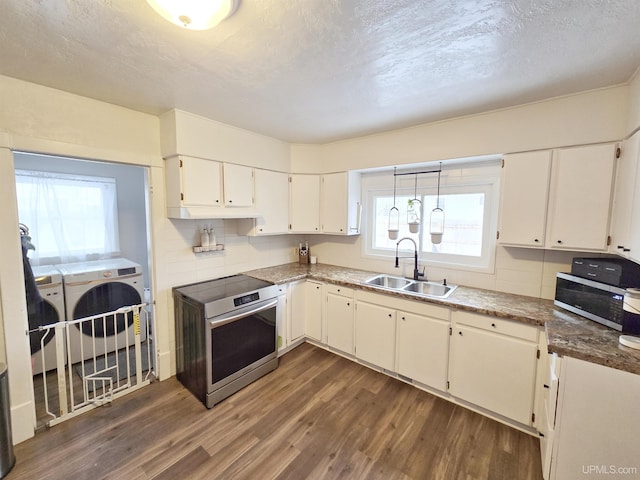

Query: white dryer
[30,265,66,375]
[57,258,145,364]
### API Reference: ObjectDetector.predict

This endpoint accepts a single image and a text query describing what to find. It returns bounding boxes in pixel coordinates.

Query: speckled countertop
[244,263,640,376]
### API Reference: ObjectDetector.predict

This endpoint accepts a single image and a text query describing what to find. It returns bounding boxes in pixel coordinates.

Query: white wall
[627,68,640,135]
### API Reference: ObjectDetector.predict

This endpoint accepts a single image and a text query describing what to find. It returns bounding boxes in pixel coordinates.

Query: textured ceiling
[1,1,640,143]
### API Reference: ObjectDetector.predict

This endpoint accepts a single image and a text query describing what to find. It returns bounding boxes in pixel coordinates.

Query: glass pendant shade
[146,0,238,30]
[429,207,445,244]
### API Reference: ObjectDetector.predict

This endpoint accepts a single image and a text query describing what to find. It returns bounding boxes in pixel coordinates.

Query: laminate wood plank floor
[11,343,543,480]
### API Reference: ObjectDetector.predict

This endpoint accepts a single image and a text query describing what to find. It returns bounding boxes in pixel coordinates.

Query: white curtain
[15,170,120,266]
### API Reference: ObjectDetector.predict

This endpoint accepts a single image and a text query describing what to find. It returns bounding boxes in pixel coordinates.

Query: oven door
[206,297,277,394]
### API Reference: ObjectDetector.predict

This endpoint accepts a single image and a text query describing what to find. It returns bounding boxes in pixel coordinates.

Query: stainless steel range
[173,274,280,408]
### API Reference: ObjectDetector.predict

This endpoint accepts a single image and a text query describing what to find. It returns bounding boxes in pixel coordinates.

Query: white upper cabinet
[290,172,361,235]
[546,144,616,251]
[289,174,321,233]
[321,172,362,235]
[165,156,222,218]
[238,169,289,236]
[610,132,640,258]
[223,163,254,207]
[498,143,617,252]
[165,155,259,219]
[498,151,552,247]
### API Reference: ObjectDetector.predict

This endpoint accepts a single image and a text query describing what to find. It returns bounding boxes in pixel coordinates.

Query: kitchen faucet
[395,237,425,281]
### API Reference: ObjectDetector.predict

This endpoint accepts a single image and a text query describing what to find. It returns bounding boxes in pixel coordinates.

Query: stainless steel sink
[363,274,457,299]
[401,281,456,298]
[364,274,413,289]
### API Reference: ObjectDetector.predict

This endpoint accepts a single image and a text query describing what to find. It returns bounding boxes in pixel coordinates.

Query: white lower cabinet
[355,300,396,371]
[448,311,540,426]
[326,285,355,354]
[396,309,450,391]
[276,285,288,354]
[305,280,323,341]
[288,280,306,343]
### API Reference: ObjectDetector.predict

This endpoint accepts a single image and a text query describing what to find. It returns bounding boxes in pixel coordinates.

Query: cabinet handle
[215,199,220,203]
[491,323,496,328]
[624,248,631,252]
[618,245,625,249]
[557,240,562,244]
[316,286,320,290]
[347,302,350,306]
[534,239,539,243]
[388,314,392,318]
[337,288,340,292]
[401,316,406,321]
[458,331,463,336]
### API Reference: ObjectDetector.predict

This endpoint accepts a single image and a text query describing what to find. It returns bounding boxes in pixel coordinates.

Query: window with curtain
[15,170,120,265]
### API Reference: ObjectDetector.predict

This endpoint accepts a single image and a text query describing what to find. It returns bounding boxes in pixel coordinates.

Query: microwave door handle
[208,298,278,328]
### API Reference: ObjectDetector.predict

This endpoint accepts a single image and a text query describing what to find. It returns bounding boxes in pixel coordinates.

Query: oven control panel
[234,292,259,307]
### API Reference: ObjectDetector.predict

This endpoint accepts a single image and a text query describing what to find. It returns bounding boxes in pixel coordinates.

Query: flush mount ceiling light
[145,0,238,30]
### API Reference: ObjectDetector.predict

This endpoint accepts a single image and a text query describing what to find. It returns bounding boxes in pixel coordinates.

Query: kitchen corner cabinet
[498,143,617,251]
[237,169,289,236]
[355,300,396,371]
[288,280,306,343]
[546,144,616,251]
[610,131,640,261]
[305,280,323,341]
[396,307,450,391]
[448,311,539,426]
[222,163,254,207]
[325,285,355,355]
[321,172,362,235]
[289,174,321,233]
[498,151,552,247]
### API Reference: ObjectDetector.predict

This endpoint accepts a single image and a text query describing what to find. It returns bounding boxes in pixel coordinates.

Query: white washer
[57,258,145,364]
[30,265,66,375]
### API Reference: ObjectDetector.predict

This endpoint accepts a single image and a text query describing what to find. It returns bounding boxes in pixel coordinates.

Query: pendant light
[429,163,445,244]
[388,167,399,240]
[407,173,422,233]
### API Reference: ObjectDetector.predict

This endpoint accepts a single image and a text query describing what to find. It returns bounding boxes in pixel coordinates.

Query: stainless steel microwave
[554,272,626,331]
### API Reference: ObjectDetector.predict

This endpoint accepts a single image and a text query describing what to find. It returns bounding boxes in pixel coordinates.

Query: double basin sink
[363,274,457,299]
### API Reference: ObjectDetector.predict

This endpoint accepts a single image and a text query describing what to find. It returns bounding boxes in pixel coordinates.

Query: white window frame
[362,162,500,274]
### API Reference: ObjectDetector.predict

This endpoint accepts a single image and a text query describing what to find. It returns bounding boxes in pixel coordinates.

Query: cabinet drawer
[453,311,538,342]
[325,284,354,297]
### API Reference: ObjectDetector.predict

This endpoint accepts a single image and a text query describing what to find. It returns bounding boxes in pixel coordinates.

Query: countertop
[244,263,640,376]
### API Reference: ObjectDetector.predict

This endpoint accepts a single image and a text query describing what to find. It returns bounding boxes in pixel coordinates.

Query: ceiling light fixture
[145,0,238,30]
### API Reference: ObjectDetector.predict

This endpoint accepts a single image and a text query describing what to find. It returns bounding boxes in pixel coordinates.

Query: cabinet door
[254,169,289,235]
[547,144,616,251]
[449,324,538,425]
[322,173,348,234]
[182,157,222,207]
[288,281,306,343]
[396,311,449,391]
[609,136,638,255]
[223,163,254,207]
[326,292,354,354]
[305,281,323,341]
[625,134,640,262]
[498,151,551,247]
[355,301,396,371]
[289,175,321,233]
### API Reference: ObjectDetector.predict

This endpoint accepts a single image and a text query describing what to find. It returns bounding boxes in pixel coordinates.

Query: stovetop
[173,274,274,306]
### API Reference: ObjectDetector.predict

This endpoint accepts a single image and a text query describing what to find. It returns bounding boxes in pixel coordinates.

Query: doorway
[14,151,155,429]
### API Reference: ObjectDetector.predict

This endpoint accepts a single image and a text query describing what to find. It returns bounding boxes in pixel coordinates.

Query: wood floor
[11,343,543,480]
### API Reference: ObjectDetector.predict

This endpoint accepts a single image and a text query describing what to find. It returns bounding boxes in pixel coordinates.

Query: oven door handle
[208,298,278,328]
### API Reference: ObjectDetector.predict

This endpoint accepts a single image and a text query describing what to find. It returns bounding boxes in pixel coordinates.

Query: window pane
[421,193,484,257]
[372,195,419,250]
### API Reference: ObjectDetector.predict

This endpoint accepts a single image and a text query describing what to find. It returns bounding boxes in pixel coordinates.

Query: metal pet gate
[29,303,154,427]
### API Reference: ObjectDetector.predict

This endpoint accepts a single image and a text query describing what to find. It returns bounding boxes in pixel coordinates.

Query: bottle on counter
[208,226,216,247]
[200,226,210,249]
